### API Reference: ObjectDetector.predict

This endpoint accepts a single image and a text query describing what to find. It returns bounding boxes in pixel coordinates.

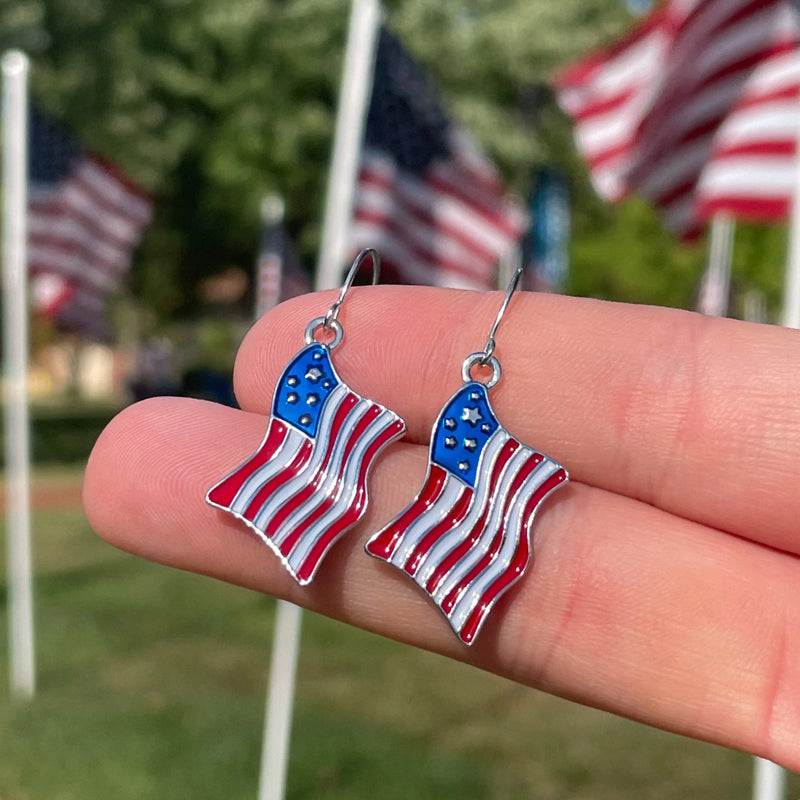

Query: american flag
[28,108,152,339]
[255,220,309,317]
[695,43,800,222]
[349,27,526,290]
[366,381,567,645]
[207,342,405,585]
[556,0,798,238]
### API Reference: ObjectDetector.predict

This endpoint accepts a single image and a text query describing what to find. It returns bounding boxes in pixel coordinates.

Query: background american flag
[28,108,152,340]
[349,27,526,290]
[556,0,800,238]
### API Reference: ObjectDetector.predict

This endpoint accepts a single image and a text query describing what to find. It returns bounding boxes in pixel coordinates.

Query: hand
[83,287,800,770]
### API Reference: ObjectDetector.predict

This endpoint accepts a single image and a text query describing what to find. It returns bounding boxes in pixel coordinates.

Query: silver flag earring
[366,268,568,644]
[208,249,406,585]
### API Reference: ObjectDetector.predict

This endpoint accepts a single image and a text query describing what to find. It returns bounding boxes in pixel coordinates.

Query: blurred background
[2,0,799,797]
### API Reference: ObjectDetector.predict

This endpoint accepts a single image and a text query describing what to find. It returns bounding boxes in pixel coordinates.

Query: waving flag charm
[366,265,567,644]
[208,341,405,584]
[207,249,406,585]
[366,381,566,643]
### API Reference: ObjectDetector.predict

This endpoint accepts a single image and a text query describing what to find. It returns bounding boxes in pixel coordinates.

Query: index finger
[233,287,800,554]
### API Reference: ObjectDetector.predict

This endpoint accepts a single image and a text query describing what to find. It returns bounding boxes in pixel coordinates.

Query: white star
[458,461,469,472]
[463,438,477,452]
[470,391,480,401]
[306,394,319,406]
[444,436,457,449]
[481,423,492,434]
[461,407,482,426]
[305,367,323,382]
[299,414,312,425]
[444,418,457,430]
[287,392,299,404]
[287,376,299,387]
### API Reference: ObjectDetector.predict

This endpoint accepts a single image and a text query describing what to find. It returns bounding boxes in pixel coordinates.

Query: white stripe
[433,445,534,604]
[698,157,798,197]
[228,427,308,515]
[286,409,400,573]
[413,431,511,589]
[29,213,129,268]
[448,459,561,633]
[251,384,350,531]
[713,103,800,145]
[389,477,465,569]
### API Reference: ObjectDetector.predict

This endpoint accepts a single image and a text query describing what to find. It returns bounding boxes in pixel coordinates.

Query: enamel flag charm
[207,250,406,585]
[366,270,568,644]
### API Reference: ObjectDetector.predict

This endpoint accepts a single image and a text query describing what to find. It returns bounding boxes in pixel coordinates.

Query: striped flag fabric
[556,0,799,238]
[695,44,800,221]
[28,108,152,340]
[349,27,526,290]
[366,381,567,645]
[207,342,405,585]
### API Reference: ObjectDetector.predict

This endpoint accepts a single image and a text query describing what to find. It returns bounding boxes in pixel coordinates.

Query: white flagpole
[315,0,381,292]
[2,49,35,699]
[698,213,734,318]
[259,5,379,796]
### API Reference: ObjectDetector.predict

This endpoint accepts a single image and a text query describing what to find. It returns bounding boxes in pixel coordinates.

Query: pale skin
[83,286,800,770]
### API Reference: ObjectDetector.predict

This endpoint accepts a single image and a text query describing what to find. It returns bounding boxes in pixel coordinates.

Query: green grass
[0,478,798,799]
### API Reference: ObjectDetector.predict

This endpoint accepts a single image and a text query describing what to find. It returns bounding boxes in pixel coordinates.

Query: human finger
[233,287,800,555]
[83,396,800,770]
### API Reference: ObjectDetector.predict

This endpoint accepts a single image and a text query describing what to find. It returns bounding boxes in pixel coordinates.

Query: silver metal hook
[480,266,523,365]
[462,266,524,388]
[306,249,380,350]
[323,248,380,330]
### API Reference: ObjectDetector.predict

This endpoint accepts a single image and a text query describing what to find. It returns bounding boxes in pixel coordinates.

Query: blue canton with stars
[431,383,499,489]
[272,344,340,438]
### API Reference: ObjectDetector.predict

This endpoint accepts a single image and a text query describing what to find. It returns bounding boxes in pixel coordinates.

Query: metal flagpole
[258,5,380,796]
[2,49,35,699]
[315,0,381,293]
[255,194,303,800]
[697,214,734,318]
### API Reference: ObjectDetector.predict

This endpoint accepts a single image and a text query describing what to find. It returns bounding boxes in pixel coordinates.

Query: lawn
[0,470,797,799]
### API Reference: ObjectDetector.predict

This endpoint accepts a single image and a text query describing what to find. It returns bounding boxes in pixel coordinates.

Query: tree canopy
[0,0,786,326]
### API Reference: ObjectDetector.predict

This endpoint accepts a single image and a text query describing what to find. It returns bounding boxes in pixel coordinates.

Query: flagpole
[315,0,381,291]
[2,49,35,699]
[700,213,734,317]
[256,192,303,800]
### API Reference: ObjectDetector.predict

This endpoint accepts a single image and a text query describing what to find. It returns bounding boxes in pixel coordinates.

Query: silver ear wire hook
[305,248,381,350]
[461,266,524,389]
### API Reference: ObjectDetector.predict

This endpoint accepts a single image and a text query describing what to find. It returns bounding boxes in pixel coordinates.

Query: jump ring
[304,316,344,350]
[461,352,502,389]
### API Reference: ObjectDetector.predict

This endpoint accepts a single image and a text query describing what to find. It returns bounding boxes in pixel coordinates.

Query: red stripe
[440,453,544,615]
[697,195,789,221]
[207,421,288,508]
[279,405,383,557]
[263,393,358,546]
[404,489,472,577]
[458,469,567,644]
[295,418,406,583]
[242,439,314,521]
[366,466,449,560]
[423,440,519,596]
[86,152,152,204]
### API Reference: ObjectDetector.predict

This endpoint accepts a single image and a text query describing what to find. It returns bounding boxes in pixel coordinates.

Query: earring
[207,249,406,585]
[366,268,568,644]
